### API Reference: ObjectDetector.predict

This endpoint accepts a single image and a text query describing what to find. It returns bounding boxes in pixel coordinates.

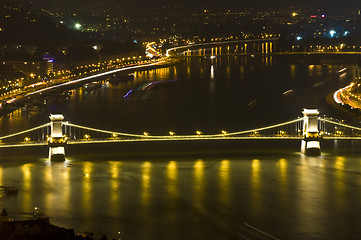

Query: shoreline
[0,59,177,119]
[325,91,361,121]
[2,38,361,121]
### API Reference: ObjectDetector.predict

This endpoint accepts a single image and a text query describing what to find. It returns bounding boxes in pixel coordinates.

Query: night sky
[103,0,360,9]
[4,0,357,13]
[3,0,361,10]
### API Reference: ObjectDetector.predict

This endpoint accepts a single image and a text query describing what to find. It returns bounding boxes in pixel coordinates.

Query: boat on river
[33,207,49,221]
[109,74,134,85]
[83,82,102,91]
[0,186,18,196]
[5,186,17,195]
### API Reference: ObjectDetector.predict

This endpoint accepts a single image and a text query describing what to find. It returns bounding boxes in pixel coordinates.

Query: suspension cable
[319,118,361,131]
[222,117,304,136]
[63,122,145,138]
[64,117,304,139]
[0,123,51,140]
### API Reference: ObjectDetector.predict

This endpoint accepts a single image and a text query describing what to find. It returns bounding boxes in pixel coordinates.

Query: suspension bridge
[1,109,361,160]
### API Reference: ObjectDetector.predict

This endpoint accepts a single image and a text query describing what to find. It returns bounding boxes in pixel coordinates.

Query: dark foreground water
[0,47,361,239]
[2,152,361,240]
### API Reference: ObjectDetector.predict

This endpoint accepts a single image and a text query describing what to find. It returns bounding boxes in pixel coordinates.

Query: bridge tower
[301,109,321,155]
[48,114,66,161]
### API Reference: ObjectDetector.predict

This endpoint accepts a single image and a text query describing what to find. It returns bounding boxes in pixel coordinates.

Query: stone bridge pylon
[301,109,321,156]
[48,114,67,161]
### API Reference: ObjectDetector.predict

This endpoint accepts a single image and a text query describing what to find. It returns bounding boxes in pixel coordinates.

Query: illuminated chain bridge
[1,109,361,160]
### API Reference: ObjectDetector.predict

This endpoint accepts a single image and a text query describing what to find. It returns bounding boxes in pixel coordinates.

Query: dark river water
[1,44,361,239]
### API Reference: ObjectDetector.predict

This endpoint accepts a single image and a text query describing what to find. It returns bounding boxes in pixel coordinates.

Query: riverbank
[325,92,361,121]
[0,58,179,119]
[0,218,74,240]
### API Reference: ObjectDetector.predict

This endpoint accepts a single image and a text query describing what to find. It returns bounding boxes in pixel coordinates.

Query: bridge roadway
[1,135,361,149]
[0,136,303,148]
[23,60,168,97]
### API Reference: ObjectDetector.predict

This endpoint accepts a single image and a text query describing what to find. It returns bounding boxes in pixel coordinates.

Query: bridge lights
[279,130,286,136]
[169,131,175,136]
[84,134,91,140]
[252,131,259,136]
[221,130,228,135]
[112,133,118,139]
[75,23,81,30]
[143,132,149,136]
[336,130,343,135]
[24,137,31,143]
[196,131,202,136]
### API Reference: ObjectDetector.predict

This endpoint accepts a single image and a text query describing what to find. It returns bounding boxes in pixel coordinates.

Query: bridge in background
[1,109,361,160]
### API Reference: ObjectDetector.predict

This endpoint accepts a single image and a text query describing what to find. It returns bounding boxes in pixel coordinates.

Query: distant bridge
[169,51,361,59]
[165,38,279,57]
[1,109,361,160]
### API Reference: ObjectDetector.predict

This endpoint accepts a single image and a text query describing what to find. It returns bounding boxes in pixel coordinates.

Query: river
[0,44,361,239]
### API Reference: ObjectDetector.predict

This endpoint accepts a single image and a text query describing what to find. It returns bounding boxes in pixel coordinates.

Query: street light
[75,23,81,30]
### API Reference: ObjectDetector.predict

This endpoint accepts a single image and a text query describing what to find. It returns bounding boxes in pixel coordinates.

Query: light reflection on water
[141,161,151,207]
[82,162,93,213]
[193,159,204,211]
[109,161,121,214]
[21,163,32,212]
[0,155,360,239]
[219,159,230,206]
[335,156,346,212]
[166,161,178,204]
[62,164,70,211]
[0,167,2,186]
[44,164,53,211]
[251,159,261,218]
